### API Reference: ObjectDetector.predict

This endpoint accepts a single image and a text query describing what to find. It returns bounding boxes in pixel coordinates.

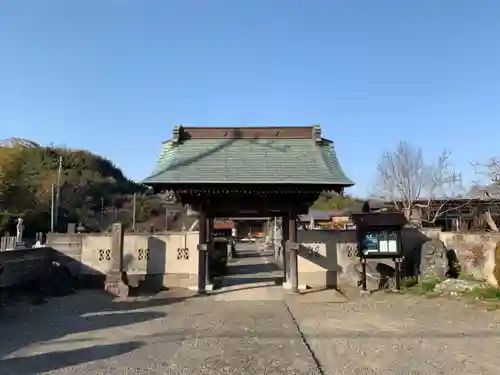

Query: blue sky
[1,1,499,197]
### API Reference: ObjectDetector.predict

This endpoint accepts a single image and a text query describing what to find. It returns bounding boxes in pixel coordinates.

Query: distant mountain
[0,137,40,148]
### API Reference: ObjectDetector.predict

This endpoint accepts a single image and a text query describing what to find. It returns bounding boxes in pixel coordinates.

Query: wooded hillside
[0,141,149,235]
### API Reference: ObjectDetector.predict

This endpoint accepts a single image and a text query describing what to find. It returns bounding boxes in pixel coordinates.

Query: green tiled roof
[143,137,354,187]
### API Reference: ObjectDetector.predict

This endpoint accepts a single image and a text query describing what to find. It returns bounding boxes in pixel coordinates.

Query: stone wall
[298,228,500,289]
[0,247,52,288]
[47,231,200,288]
[438,231,500,286]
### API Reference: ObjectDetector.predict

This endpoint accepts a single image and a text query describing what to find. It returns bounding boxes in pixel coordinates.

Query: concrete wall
[4,228,499,292]
[298,228,434,289]
[298,228,432,289]
[0,247,52,288]
[288,229,400,288]
[298,230,357,288]
[47,231,200,288]
[122,232,199,288]
[47,234,85,276]
[298,228,500,288]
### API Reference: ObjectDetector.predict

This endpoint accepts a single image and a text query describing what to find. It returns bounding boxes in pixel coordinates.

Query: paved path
[0,289,320,374]
[289,292,500,375]
[2,247,500,374]
[214,243,285,301]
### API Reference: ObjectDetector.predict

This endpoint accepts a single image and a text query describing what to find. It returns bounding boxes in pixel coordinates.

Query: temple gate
[142,125,354,293]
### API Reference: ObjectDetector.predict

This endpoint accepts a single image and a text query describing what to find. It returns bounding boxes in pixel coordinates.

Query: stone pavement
[213,243,285,301]
[0,289,320,375]
[288,292,500,375]
[1,246,500,374]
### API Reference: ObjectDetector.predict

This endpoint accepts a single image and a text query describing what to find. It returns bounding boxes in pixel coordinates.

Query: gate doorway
[143,125,354,293]
[222,241,281,290]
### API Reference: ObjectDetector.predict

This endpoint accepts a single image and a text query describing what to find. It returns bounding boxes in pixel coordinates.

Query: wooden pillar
[206,218,214,286]
[361,258,367,291]
[273,218,278,261]
[394,257,401,291]
[281,215,289,282]
[197,211,208,294]
[227,240,233,261]
[287,214,299,293]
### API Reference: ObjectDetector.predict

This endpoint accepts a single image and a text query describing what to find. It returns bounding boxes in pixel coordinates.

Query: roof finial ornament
[362,201,371,212]
[172,124,183,144]
[312,124,322,144]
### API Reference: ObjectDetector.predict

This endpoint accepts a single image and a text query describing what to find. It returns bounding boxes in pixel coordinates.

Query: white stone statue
[16,217,24,244]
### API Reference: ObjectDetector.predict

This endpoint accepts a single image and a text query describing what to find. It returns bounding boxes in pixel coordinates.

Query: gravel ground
[0,289,320,375]
[2,247,500,375]
[288,291,500,375]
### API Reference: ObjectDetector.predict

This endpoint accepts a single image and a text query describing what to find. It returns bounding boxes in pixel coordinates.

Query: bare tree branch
[473,157,500,187]
[372,141,426,220]
[470,159,500,231]
[372,141,470,225]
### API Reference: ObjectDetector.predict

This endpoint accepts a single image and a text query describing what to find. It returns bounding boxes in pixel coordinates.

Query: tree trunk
[484,211,499,232]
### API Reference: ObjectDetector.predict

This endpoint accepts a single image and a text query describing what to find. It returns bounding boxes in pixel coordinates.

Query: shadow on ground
[223,249,283,288]
[143,326,500,341]
[0,288,197,373]
[233,250,265,259]
[226,262,280,275]
[1,342,143,375]
[222,276,282,287]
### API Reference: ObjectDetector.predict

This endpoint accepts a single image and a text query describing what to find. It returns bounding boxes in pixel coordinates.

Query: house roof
[214,221,235,230]
[299,209,351,222]
[142,125,354,187]
[467,184,500,199]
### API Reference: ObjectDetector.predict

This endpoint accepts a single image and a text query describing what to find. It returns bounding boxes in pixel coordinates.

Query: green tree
[0,143,145,235]
[311,192,363,211]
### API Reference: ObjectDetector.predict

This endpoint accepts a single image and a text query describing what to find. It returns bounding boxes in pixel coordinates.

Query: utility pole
[132,193,136,231]
[100,197,104,229]
[50,184,55,232]
[54,156,63,227]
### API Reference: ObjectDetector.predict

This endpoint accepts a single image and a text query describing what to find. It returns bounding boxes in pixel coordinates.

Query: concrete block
[104,280,129,299]
[282,281,308,291]
[188,283,214,292]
